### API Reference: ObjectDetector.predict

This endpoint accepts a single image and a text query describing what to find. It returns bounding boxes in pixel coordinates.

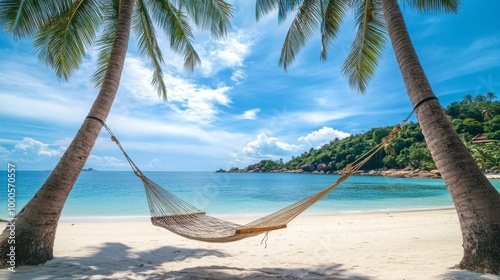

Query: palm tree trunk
[0,0,137,267]
[381,0,500,274]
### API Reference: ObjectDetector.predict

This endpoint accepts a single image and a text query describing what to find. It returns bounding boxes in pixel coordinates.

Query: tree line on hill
[232,93,500,174]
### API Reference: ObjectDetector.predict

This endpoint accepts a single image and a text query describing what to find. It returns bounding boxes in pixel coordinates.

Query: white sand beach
[2,209,500,279]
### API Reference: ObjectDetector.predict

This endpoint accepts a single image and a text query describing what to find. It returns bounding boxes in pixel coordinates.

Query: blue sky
[1,1,499,171]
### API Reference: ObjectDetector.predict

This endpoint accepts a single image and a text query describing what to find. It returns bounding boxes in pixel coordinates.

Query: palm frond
[279,0,322,71]
[133,0,167,99]
[278,0,303,23]
[342,0,387,93]
[0,0,70,38]
[256,0,303,23]
[91,0,119,89]
[256,0,279,21]
[149,0,200,72]
[320,0,349,61]
[403,0,460,13]
[180,0,233,38]
[34,0,104,80]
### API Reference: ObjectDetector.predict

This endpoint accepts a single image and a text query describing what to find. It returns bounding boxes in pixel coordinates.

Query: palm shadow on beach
[7,242,372,279]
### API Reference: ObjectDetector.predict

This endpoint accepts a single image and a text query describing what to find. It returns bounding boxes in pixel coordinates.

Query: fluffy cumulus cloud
[298,126,351,148]
[239,133,300,159]
[234,127,351,165]
[14,138,66,157]
[236,108,260,120]
[0,138,66,168]
[166,79,232,124]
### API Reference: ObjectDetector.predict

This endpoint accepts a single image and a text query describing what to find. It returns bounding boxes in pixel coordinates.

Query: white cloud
[120,56,232,124]
[231,69,247,83]
[0,52,96,127]
[14,138,66,157]
[236,108,260,120]
[239,133,300,158]
[120,57,159,103]
[0,138,66,168]
[232,126,352,166]
[98,113,250,161]
[107,114,221,142]
[298,126,351,148]
[166,81,232,124]
[196,30,256,77]
[86,155,128,168]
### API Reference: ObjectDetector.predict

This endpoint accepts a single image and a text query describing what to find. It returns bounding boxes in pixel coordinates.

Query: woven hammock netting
[105,121,402,243]
[141,171,350,242]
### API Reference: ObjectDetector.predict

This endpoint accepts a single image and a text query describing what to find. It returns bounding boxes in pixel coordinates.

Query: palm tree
[0,0,233,266]
[463,94,474,104]
[485,92,497,102]
[482,92,496,121]
[256,0,500,274]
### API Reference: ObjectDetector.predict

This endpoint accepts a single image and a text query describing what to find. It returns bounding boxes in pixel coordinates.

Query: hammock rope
[88,116,403,243]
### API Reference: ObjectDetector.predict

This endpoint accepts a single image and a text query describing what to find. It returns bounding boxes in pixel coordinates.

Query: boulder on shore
[301,164,316,172]
[243,164,260,172]
[316,163,327,172]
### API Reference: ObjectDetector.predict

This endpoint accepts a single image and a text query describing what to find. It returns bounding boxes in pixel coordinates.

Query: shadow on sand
[6,242,372,279]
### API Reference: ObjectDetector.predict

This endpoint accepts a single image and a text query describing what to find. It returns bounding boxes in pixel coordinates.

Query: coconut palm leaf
[34,0,104,80]
[180,0,233,38]
[149,0,200,72]
[256,0,301,22]
[133,0,167,98]
[91,0,119,89]
[256,0,279,21]
[403,0,460,13]
[0,0,67,38]
[320,0,349,61]
[342,0,387,93]
[279,0,323,71]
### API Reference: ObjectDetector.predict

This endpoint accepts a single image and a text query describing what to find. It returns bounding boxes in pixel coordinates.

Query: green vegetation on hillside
[249,93,500,173]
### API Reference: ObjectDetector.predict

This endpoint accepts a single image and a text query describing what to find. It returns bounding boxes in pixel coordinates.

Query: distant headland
[82,168,98,172]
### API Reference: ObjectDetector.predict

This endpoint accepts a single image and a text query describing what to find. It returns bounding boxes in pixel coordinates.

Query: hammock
[89,116,402,243]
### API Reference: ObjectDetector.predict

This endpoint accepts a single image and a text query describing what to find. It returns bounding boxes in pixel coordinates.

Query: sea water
[1,171,499,221]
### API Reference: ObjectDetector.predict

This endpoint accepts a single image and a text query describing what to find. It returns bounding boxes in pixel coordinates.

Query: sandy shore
[2,209,500,279]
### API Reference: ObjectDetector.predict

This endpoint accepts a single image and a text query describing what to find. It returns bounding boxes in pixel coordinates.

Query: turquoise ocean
[1,171,499,221]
